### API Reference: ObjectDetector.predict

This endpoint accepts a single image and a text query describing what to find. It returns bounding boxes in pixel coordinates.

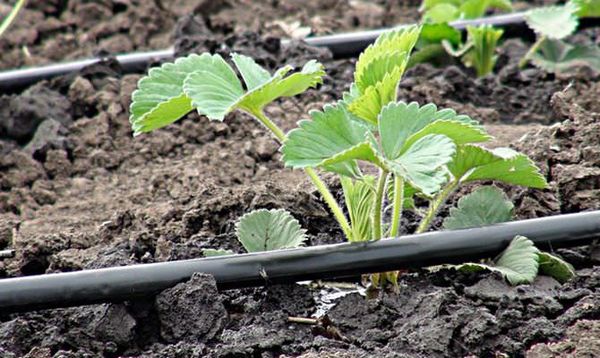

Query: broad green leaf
[386,134,455,195]
[572,0,600,17]
[443,186,514,230]
[377,102,488,160]
[341,176,376,242]
[378,102,440,159]
[183,57,245,121]
[525,4,579,40]
[464,25,504,77]
[203,248,235,257]
[495,236,540,285]
[538,252,576,283]
[421,0,512,23]
[231,53,271,90]
[236,209,307,252]
[281,104,373,177]
[183,56,324,121]
[130,53,219,135]
[458,235,540,285]
[408,43,448,67]
[448,145,548,189]
[531,38,600,74]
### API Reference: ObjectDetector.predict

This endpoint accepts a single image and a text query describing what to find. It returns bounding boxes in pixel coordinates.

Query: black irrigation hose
[0,211,599,313]
[0,11,551,93]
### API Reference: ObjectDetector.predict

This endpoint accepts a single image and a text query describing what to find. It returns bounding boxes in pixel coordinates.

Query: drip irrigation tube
[0,211,599,313]
[0,11,561,93]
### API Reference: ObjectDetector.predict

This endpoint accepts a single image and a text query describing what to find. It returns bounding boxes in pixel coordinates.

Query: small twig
[0,249,15,259]
[288,316,318,325]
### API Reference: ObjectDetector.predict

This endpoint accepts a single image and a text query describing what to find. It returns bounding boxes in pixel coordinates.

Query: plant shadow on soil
[1,3,600,358]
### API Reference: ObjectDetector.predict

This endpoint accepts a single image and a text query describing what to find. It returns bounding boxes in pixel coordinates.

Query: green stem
[416,180,459,234]
[0,0,27,38]
[519,35,545,69]
[372,170,389,241]
[249,109,287,142]
[249,109,353,240]
[389,175,404,238]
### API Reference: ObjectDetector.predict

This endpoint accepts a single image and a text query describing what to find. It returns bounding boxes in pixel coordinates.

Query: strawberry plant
[420,0,512,24]
[130,25,572,288]
[520,2,600,73]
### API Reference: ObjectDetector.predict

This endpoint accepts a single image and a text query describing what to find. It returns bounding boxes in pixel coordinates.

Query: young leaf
[130,53,219,135]
[443,186,514,230]
[236,209,307,252]
[203,248,235,257]
[538,252,576,283]
[448,145,548,189]
[348,26,421,124]
[385,134,456,196]
[531,38,600,74]
[282,104,379,177]
[231,53,271,91]
[525,4,579,40]
[341,176,376,242]
[463,25,504,77]
[458,235,540,285]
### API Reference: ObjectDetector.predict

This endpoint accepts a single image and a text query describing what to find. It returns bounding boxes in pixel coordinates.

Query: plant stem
[416,180,459,234]
[372,169,389,241]
[519,35,545,69]
[0,0,27,38]
[249,109,353,240]
[389,175,404,238]
[249,109,287,142]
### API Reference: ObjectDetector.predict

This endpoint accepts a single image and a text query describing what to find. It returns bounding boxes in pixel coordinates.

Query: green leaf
[443,186,514,230]
[203,248,235,257]
[239,60,325,112]
[183,55,245,121]
[419,23,462,47]
[387,178,418,209]
[377,102,489,160]
[573,0,600,18]
[448,145,548,189]
[236,209,307,252]
[349,26,421,124]
[341,176,376,242]
[231,53,271,90]
[281,104,375,177]
[386,134,455,196]
[183,55,324,121]
[130,53,219,135]
[424,3,459,23]
[525,4,579,40]
[495,236,540,285]
[463,25,504,77]
[531,38,600,74]
[457,235,540,285]
[355,25,421,91]
[538,252,576,283]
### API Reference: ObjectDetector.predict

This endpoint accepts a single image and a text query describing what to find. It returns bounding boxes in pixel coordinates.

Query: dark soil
[1,1,600,357]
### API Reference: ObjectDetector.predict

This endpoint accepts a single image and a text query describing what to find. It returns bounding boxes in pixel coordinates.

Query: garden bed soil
[1,1,600,357]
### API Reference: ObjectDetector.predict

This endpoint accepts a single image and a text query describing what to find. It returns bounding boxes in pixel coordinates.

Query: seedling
[420,0,512,24]
[130,24,571,288]
[520,2,600,73]
[443,186,574,284]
